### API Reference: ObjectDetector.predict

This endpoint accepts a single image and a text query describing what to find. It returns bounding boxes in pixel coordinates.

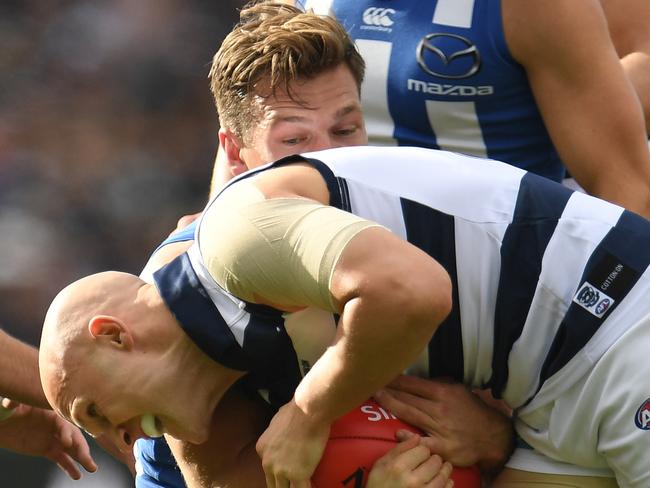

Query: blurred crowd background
[0,0,240,485]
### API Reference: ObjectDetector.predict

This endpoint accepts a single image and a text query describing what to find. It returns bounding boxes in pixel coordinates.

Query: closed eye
[334,127,358,136]
[87,403,100,418]
[282,136,306,146]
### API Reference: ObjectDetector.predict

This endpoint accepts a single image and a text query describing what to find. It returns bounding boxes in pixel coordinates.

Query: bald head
[38,270,244,446]
[39,271,146,413]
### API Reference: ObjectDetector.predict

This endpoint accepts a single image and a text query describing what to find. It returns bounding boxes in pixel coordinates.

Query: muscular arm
[0,330,49,409]
[504,0,650,217]
[200,165,453,485]
[602,0,650,132]
[256,223,453,485]
[204,166,452,428]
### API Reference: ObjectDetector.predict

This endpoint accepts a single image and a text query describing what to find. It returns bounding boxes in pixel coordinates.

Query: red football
[312,399,481,488]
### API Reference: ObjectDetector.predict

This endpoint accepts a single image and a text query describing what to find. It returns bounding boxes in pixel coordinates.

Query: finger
[393,431,421,453]
[56,421,74,449]
[51,452,82,480]
[382,387,443,414]
[374,389,442,433]
[265,471,276,488]
[378,433,422,466]
[290,479,313,488]
[69,433,97,473]
[388,375,451,400]
[274,474,290,488]
[396,429,448,458]
[424,461,453,488]
[386,375,450,399]
[396,429,417,442]
[412,454,444,481]
[59,423,97,472]
[394,444,433,471]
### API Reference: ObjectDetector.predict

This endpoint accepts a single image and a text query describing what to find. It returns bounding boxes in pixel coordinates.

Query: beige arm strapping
[199,185,381,311]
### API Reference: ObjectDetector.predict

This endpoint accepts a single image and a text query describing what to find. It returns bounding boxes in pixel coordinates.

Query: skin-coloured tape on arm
[200,193,381,311]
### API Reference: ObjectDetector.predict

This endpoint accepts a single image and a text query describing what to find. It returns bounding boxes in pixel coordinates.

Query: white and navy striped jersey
[298,0,564,181]
[154,146,650,416]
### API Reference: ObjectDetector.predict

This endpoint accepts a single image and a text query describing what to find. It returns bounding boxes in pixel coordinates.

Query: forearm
[542,47,650,213]
[0,330,49,408]
[294,228,452,425]
[295,307,440,425]
[507,0,650,216]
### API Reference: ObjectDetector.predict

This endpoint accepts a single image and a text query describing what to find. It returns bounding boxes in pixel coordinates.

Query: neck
[165,324,245,418]
[140,283,246,431]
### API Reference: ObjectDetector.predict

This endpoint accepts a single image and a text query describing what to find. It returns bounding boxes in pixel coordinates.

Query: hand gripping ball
[312,399,481,488]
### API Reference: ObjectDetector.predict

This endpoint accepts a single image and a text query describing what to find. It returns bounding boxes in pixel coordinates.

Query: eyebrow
[334,104,363,119]
[272,103,363,125]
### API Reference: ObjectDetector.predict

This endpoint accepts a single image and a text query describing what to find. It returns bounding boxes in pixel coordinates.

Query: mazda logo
[416,33,481,80]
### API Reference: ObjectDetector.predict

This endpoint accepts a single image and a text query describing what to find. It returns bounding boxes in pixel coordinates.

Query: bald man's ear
[88,316,134,350]
[219,128,249,177]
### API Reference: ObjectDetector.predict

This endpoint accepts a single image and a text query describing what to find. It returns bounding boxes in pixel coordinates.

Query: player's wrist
[476,422,515,475]
[293,378,335,425]
[287,397,329,431]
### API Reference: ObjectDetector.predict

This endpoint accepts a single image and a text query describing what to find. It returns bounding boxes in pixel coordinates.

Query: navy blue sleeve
[134,438,186,488]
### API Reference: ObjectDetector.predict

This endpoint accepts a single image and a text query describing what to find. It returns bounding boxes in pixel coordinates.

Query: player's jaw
[65,395,211,451]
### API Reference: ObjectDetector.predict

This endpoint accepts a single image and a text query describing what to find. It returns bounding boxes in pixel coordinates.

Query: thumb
[396,429,417,442]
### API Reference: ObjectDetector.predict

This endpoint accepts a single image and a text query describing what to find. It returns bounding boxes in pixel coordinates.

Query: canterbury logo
[362,7,395,27]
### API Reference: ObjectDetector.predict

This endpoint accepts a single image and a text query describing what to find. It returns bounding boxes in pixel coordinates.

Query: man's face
[45,345,211,452]
[228,63,367,170]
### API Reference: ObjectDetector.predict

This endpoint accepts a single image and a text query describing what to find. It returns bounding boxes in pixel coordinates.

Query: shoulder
[502,0,609,65]
[244,162,330,204]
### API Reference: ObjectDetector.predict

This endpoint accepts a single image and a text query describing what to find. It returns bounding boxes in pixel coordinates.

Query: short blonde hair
[209,1,365,144]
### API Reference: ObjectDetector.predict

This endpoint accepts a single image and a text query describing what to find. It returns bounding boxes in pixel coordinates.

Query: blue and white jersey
[290,146,650,410]
[156,146,650,417]
[299,0,564,181]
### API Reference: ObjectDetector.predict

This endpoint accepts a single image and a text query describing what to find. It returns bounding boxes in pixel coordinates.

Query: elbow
[391,261,453,340]
[421,268,453,334]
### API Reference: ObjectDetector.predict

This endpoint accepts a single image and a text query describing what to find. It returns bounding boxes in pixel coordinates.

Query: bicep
[199,192,378,311]
[330,226,452,319]
[505,0,648,194]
